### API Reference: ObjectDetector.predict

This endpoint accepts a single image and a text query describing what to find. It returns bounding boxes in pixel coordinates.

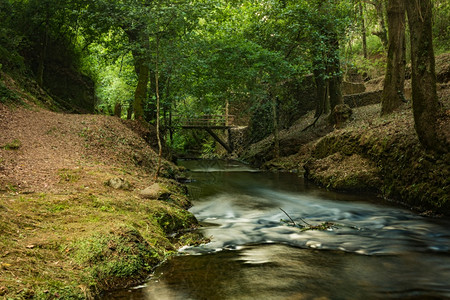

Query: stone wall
[344,90,382,108]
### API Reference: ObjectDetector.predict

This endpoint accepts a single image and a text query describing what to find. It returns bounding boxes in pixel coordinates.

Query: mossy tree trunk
[313,68,328,118]
[124,28,150,121]
[328,34,344,124]
[133,59,149,121]
[381,0,406,115]
[359,1,368,59]
[406,0,445,153]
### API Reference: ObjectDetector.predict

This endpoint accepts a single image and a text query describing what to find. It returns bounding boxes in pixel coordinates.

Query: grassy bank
[0,81,203,298]
[0,179,200,299]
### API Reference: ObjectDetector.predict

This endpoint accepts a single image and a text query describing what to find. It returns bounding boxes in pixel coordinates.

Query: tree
[381,0,406,115]
[79,0,153,120]
[406,0,447,152]
[382,0,447,152]
[366,0,388,49]
[8,0,84,86]
[359,1,368,58]
[307,1,349,123]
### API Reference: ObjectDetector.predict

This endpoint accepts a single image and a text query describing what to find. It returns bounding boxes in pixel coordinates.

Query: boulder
[140,183,171,200]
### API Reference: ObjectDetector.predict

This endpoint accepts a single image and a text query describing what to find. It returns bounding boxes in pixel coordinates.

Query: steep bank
[0,83,201,298]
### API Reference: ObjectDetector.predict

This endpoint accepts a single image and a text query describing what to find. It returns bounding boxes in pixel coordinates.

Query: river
[107,159,450,299]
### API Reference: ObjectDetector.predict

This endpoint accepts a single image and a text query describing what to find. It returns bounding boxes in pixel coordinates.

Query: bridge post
[227,128,233,152]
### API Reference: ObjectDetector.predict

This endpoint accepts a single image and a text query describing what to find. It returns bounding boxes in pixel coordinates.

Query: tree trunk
[154,36,163,180]
[127,104,133,120]
[359,1,368,59]
[146,69,157,123]
[313,68,328,118]
[114,102,122,117]
[381,0,406,115]
[406,0,445,152]
[124,28,150,121]
[328,34,343,121]
[37,9,50,87]
[133,59,149,120]
[272,94,280,159]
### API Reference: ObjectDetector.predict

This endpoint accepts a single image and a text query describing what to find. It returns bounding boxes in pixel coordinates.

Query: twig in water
[279,207,296,226]
[279,208,312,227]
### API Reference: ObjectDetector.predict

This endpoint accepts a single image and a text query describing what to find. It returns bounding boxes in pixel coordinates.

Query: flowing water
[106,160,450,300]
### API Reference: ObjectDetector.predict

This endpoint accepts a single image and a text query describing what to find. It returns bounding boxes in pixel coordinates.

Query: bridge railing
[173,114,235,128]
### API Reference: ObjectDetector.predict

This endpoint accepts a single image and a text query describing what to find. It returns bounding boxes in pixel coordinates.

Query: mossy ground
[259,100,449,215]
[0,164,201,299]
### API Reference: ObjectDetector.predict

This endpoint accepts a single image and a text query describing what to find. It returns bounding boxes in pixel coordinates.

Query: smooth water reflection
[106,160,450,300]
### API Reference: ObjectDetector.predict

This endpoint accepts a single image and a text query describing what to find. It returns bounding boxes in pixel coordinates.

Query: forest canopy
[0,0,449,153]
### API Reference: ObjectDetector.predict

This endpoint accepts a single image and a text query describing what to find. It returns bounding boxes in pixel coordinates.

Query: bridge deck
[172,114,235,153]
[175,114,235,129]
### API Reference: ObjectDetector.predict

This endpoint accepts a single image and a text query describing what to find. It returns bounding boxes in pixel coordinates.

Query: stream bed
[106,160,450,299]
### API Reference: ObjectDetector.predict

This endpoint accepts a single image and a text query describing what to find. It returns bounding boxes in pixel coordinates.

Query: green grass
[58,168,81,183]
[1,138,21,150]
[0,176,201,299]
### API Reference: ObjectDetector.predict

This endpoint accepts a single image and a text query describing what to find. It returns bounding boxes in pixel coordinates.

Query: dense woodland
[1,1,450,298]
[1,0,448,155]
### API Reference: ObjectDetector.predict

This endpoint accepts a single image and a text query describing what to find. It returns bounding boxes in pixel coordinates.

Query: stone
[105,177,131,190]
[140,183,171,200]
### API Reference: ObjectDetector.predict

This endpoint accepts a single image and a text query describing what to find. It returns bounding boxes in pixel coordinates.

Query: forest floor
[242,53,450,216]
[0,73,202,299]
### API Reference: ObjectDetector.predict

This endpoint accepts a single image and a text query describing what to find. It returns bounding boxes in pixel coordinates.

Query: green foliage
[249,100,274,143]
[0,0,445,153]
[0,82,21,104]
[347,54,386,80]
[82,44,136,115]
[201,138,218,158]
[433,0,450,53]
[1,139,21,150]
[0,0,25,71]
[349,35,385,57]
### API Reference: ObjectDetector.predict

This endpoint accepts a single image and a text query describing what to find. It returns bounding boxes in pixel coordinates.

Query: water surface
[106,160,450,300]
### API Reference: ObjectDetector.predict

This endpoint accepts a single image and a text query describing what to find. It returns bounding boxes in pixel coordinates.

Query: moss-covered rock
[152,204,198,234]
[71,225,161,292]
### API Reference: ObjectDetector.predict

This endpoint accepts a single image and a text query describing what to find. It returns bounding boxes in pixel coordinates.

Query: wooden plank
[205,128,233,153]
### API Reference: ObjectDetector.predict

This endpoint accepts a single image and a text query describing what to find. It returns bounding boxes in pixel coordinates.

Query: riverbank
[0,88,202,298]
[241,68,450,216]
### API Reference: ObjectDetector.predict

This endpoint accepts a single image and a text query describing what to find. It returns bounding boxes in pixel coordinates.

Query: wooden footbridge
[173,114,236,153]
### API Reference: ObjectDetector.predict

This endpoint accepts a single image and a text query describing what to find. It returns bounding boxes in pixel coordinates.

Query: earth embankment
[0,85,200,298]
